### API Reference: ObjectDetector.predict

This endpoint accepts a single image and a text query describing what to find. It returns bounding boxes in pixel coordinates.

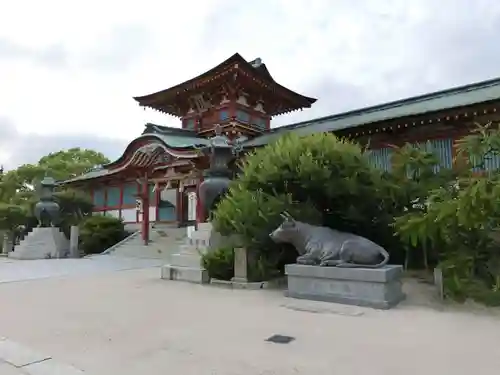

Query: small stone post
[1,232,12,255]
[434,267,444,300]
[232,247,248,283]
[69,226,80,258]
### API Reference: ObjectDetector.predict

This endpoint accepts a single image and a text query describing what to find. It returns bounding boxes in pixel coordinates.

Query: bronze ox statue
[269,212,389,268]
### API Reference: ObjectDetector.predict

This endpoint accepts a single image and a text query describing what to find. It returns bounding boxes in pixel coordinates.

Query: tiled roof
[243,76,500,147]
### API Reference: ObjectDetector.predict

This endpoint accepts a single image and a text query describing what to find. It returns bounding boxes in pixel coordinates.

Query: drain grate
[265,334,295,344]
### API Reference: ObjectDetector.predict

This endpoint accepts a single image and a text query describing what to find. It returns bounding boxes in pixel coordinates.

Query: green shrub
[214,132,399,277]
[0,203,28,231]
[394,123,500,305]
[79,215,126,255]
[201,247,234,280]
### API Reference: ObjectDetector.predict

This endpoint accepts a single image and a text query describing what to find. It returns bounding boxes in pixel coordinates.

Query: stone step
[161,264,209,283]
[170,253,203,268]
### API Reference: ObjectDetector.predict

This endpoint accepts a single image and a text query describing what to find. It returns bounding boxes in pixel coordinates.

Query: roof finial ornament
[250,58,263,68]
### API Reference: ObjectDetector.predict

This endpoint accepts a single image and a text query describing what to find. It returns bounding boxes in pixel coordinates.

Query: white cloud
[1,0,500,168]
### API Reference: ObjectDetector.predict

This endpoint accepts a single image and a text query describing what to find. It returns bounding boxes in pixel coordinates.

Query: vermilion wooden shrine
[64,52,500,244]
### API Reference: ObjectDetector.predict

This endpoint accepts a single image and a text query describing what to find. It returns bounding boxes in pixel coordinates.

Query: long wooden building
[64,52,500,243]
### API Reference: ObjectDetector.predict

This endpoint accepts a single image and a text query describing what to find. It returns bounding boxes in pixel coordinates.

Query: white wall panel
[121,209,137,223]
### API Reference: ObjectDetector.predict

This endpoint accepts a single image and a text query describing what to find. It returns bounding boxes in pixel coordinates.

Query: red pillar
[176,184,182,225]
[118,182,124,220]
[141,173,150,245]
[196,176,205,223]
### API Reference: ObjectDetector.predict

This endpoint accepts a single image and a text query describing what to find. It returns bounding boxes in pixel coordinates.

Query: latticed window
[368,148,393,171]
[219,110,229,121]
[93,188,106,207]
[106,186,121,207]
[184,118,196,130]
[252,117,267,131]
[122,183,137,205]
[236,110,250,123]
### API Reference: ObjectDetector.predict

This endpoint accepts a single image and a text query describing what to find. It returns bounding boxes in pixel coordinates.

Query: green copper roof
[63,167,112,184]
[146,133,209,148]
[62,128,209,184]
[65,76,500,184]
[244,76,500,147]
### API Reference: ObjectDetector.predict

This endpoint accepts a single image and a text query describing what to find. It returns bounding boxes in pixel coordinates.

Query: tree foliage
[214,132,401,277]
[0,203,28,231]
[394,123,500,305]
[1,148,109,204]
[0,148,106,238]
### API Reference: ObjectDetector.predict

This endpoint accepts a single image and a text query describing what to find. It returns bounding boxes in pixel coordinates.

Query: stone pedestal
[1,232,12,256]
[9,227,69,260]
[160,222,212,284]
[69,226,80,258]
[285,264,405,309]
[434,267,444,300]
[232,247,248,283]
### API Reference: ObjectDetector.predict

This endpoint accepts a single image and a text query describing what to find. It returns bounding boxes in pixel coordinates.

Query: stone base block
[285,264,405,309]
[9,227,69,260]
[170,253,202,268]
[210,277,287,290]
[161,264,209,284]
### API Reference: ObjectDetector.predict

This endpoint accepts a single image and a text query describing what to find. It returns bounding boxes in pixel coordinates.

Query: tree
[214,132,397,278]
[0,204,27,232]
[0,148,105,243]
[393,123,500,305]
[0,147,108,205]
[387,143,458,268]
[37,148,110,180]
[0,203,28,252]
[9,148,109,196]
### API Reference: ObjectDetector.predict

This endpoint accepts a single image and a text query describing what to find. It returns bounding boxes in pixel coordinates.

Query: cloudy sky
[0,0,499,169]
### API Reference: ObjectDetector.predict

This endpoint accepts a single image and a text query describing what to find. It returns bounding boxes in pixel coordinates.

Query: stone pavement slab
[23,359,85,375]
[0,338,50,367]
[0,338,86,374]
[0,360,26,375]
[0,255,163,284]
[0,267,499,374]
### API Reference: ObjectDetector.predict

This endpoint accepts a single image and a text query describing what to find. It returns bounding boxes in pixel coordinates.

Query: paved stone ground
[0,265,499,375]
[0,255,163,284]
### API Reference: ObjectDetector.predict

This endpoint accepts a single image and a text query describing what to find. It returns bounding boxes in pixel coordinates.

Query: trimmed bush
[213,132,398,277]
[79,215,126,255]
[201,247,234,280]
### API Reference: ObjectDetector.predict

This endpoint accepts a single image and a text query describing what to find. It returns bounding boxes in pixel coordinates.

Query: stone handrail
[100,230,140,255]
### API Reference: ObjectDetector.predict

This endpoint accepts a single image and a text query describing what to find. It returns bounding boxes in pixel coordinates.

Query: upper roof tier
[133,53,317,117]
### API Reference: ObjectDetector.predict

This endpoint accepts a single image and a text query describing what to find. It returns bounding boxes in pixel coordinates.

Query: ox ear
[281,211,295,223]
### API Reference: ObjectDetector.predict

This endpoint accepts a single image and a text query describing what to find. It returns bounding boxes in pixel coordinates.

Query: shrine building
[64,52,500,243]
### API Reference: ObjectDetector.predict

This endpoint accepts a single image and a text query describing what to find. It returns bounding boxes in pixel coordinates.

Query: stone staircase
[100,224,187,260]
[161,222,213,283]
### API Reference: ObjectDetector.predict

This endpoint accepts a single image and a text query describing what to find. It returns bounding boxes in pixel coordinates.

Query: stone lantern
[34,176,61,227]
[198,125,244,215]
